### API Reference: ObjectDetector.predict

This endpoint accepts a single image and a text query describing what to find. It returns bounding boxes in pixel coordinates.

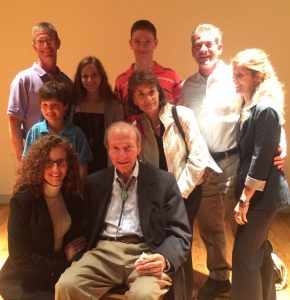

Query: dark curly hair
[13,135,81,197]
[127,70,167,115]
[39,81,69,106]
[73,56,115,104]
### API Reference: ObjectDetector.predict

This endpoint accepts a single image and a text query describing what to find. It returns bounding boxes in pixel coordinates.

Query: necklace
[152,121,161,136]
[115,176,135,237]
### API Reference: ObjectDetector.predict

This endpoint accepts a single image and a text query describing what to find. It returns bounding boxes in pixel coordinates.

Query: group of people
[0,19,289,300]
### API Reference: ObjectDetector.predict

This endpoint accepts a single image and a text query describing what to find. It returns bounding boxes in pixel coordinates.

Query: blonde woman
[231,49,290,300]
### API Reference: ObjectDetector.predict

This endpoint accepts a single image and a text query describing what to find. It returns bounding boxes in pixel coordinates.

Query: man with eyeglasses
[7,22,73,162]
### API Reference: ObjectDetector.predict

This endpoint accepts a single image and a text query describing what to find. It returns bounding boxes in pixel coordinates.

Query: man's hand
[273,146,286,171]
[135,253,166,277]
[64,236,86,262]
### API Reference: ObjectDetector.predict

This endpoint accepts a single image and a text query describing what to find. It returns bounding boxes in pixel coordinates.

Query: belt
[101,235,144,244]
[211,147,238,160]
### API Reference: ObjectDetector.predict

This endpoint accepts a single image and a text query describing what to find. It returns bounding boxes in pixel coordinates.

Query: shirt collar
[196,60,226,82]
[32,62,61,77]
[114,160,139,184]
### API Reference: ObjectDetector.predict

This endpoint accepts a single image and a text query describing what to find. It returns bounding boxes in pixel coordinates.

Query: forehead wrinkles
[193,33,217,45]
[33,30,56,41]
[108,131,137,146]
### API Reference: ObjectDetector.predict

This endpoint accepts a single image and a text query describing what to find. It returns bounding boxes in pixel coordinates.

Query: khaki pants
[55,240,172,300]
[197,153,239,280]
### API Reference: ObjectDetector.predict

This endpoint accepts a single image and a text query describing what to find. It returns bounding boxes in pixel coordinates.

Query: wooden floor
[0,204,290,299]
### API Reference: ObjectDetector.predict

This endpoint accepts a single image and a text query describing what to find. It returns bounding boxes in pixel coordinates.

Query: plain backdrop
[0,0,289,200]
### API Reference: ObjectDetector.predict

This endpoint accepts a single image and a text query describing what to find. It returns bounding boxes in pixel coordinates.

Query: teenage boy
[23,81,92,183]
[7,22,73,162]
[115,19,182,116]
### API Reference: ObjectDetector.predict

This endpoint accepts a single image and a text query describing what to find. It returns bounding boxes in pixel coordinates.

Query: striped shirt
[114,61,182,106]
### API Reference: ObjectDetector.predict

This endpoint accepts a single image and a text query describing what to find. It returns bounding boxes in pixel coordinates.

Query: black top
[154,124,168,171]
[0,190,83,300]
[73,112,107,173]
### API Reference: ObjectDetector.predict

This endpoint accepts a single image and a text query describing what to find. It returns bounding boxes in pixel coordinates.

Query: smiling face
[133,84,159,116]
[32,29,60,63]
[232,64,261,101]
[40,98,67,125]
[129,29,158,61]
[81,63,101,94]
[192,32,222,77]
[107,125,140,182]
[43,146,68,186]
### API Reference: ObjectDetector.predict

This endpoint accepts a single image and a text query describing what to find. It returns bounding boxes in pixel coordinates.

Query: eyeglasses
[34,39,56,47]
[44,159,67,169]
[134,89,158,100]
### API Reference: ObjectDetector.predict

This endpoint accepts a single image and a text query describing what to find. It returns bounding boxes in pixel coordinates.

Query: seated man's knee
[126,277,168,300]
[55,272,79,296]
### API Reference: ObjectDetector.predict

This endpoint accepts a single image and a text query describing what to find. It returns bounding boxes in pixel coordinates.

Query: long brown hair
[73,56,115,104]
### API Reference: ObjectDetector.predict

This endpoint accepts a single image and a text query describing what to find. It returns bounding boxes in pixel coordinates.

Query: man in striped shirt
[114,20,182,120]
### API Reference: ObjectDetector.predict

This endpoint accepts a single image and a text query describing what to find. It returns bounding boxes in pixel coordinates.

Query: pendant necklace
[115,176,135,237]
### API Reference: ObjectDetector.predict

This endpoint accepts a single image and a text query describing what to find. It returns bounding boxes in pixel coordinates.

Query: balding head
[104,121,141,149]
[105,122,141,181]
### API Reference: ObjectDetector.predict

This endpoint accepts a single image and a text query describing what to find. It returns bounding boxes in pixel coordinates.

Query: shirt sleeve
[75,127,94,163]
[175,106,208,198]
[246,107,280,191]
[171,73,183,104]
[22,128,33,157]
[7,74,29,120]
[22,124,43,157]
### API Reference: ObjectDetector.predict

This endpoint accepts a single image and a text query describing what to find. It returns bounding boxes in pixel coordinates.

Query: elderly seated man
[55,121,191,300]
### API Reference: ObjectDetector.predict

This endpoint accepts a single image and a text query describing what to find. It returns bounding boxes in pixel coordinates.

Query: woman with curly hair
[231,49,290,300]
[72,56,123,173]
[0,135,86,300]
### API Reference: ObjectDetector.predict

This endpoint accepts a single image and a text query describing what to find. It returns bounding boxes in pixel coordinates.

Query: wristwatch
[239,198,249,207]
